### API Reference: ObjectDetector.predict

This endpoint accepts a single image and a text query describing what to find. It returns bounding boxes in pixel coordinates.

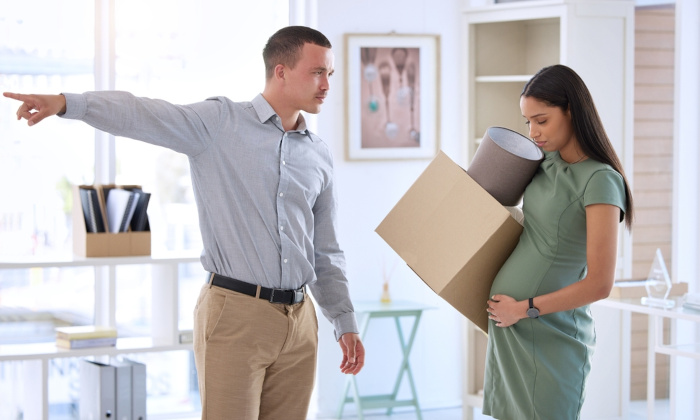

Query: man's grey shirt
[62,91,358,339]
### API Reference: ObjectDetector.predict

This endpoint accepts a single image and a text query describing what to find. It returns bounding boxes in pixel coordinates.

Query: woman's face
[520,96,578,156]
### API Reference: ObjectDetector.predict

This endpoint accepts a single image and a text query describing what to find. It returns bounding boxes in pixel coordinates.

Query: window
[0,0,95,258]
[0,1,288,418]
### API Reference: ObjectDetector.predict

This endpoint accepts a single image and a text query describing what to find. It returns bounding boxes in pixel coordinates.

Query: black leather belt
[209,273,305,305]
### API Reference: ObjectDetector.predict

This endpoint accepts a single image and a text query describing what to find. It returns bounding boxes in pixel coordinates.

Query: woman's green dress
[482,151,627,420]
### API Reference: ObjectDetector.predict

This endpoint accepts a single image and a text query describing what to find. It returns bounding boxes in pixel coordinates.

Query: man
[4,25,364,420]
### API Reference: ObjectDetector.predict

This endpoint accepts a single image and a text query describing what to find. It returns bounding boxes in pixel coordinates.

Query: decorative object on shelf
[380,258,398,304]
[641,248,675,308]
[682,293,700,312]
[380,282,391,304]
[610,278,687,299]
[345,33,440,160]
[466,127,544,206]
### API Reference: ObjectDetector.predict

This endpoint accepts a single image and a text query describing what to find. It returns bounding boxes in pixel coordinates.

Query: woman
[483,64,634,419]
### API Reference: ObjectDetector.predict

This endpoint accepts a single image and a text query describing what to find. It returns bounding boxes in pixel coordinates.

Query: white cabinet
[463,0,634,164]
[0,253,202,420]
[461,1,634,419]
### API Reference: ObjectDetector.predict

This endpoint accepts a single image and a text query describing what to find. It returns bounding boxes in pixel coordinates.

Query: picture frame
[345,33,440,160]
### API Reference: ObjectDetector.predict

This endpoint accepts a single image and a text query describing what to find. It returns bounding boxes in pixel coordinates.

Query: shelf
[0,251,201,269]
[655,342,700,360]
[475,75,533,83]
[0,248,202,419]
[596,296,700,323]
[0,337,193,362]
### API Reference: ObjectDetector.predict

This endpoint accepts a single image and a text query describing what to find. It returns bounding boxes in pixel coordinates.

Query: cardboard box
[376,151,523,333]
[73,185,151,257]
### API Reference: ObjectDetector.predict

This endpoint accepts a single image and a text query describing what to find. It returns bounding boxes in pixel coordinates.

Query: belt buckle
[269,288,304,304]
[269,288,292,305]
[268,288,281,304]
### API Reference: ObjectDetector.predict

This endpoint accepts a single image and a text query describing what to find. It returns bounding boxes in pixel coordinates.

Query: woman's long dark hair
[522,64,634,230]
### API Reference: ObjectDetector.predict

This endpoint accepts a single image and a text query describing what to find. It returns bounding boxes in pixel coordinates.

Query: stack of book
[55,325,118,349]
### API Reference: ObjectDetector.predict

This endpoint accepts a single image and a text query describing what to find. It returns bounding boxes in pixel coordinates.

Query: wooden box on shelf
[73,184,151,257]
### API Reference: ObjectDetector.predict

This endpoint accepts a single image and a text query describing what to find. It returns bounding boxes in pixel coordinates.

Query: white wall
[307,0,700,418]
[672,0,700,416]
[311,0,465,417]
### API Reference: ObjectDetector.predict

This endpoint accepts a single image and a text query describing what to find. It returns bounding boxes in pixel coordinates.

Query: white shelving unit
[0,252,202,420]
[461,1,634,419]
[595,296,700,420]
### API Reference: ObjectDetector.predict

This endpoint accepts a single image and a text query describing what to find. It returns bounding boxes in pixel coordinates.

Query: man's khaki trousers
[193,281,318,419]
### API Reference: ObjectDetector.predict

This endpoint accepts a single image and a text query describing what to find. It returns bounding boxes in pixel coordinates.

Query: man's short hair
[263,26,332,80]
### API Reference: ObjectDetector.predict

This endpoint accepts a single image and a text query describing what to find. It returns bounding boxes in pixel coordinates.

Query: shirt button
[283,259,288,263]
[280,226,284,231]
[279,192,283,197]
[282,161,286,165]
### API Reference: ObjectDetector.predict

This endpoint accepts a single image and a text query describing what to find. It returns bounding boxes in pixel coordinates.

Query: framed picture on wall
[345,33,440,160]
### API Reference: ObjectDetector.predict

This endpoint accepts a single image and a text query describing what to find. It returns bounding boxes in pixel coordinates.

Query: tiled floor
[316,407,463,420]
[175,400,671,420]
[316,400,671,420]
[177,407,463,420]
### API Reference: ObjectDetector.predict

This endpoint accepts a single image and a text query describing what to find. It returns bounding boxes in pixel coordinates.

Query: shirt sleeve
[583,169,627,219]
[61,91,225,157]
[307,163,359,341]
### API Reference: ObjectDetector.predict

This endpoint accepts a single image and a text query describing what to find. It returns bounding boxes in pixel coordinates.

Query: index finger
[3,92,25,101]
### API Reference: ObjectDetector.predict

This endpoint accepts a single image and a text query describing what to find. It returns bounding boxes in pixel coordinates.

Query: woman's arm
[487,203,621,327]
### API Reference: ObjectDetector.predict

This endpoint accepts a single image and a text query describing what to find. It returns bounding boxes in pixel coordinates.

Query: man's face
[283,43,334,114]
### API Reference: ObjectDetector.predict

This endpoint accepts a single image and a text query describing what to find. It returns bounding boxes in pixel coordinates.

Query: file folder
[80,360,116,419]
[113,360,133,420]
[122,358,147,420]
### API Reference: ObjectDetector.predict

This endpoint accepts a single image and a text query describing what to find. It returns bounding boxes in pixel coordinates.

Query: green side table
[337,300,434,420]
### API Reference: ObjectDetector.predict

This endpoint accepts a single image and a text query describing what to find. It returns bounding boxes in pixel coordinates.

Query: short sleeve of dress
[583,169,627,219]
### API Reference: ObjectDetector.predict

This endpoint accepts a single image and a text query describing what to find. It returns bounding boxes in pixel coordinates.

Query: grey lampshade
[466,127,544,206]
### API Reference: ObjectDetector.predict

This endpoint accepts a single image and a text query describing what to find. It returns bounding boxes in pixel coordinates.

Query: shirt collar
[252,94,312,139]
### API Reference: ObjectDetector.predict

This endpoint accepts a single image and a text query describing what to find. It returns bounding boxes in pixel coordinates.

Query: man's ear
[274,64,286,81]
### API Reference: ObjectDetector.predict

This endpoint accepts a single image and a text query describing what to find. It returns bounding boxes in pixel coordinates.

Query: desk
[596,296,700,420]
[336,300,434,420]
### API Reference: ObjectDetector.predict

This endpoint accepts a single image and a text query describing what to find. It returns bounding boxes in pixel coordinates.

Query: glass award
[641,248,675,308]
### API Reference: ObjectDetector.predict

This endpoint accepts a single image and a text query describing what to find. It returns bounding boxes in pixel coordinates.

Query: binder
[80,360,116,419]
[112,360,133,420]
[128,188,151,232]
[106,188,140,233]
[122,358,147,420]
[79,188,106,233]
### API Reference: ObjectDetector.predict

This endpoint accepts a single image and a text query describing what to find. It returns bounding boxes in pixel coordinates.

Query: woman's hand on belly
[487,294,528,328]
